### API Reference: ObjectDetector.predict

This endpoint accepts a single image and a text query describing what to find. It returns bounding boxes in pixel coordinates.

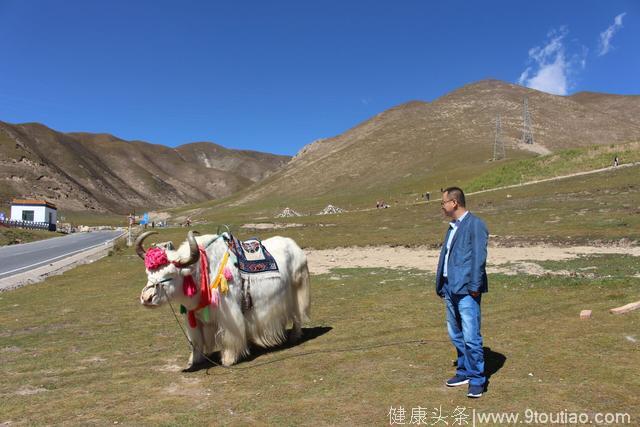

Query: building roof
[11,199,57,210]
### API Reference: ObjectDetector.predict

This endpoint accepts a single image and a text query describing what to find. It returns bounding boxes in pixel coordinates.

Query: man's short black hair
[443,186,466,207]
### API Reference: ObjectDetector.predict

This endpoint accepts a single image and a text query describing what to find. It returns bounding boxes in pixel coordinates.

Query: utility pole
[127,212,134,247]
[492,114,505,161]
[522,96,534,145]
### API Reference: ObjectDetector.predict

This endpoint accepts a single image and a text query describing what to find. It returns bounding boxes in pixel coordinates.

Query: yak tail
[295,261,311,323]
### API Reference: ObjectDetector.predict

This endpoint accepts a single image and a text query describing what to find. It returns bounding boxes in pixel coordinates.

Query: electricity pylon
[522,96,534,145]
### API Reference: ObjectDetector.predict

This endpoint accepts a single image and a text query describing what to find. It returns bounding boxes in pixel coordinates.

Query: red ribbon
[183,275,197,297]
[185,246,210,328]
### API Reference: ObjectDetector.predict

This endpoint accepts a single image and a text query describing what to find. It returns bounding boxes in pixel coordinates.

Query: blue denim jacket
[435,212,488,296]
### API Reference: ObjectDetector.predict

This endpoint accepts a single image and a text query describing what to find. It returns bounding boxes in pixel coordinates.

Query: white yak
[137,230,310,368]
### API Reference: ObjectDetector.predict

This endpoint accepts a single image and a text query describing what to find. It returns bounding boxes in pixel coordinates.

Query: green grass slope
[166,141,638,249]
[465,141,640,192]
[0,228,59,246]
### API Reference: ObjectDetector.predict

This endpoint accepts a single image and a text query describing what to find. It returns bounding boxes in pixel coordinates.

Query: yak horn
[135,231,158,260]
[180,230,200,266]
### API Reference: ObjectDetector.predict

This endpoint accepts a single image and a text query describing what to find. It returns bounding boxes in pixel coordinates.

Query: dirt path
[305,244,640,275]
[314,162,640,214]
[170,162,640,221]
[466,162,640,197]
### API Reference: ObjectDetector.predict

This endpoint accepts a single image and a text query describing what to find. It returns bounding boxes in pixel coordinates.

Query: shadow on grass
[184,326,333,373]
[484,346,506,392]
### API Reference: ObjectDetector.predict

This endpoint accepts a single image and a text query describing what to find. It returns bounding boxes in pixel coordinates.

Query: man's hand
[469,291,480,298]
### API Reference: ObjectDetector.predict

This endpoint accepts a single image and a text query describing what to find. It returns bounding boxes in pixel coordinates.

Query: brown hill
[224,79,640,211]
[0,122,289,214]
[569,91,640,127]
[3,79,638,218]
[174,142,284,182]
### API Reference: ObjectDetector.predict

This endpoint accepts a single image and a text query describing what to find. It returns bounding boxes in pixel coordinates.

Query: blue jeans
[444,291,485,386]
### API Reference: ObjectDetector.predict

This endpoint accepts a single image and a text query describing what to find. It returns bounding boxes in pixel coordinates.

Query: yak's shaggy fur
[140,233,310,368]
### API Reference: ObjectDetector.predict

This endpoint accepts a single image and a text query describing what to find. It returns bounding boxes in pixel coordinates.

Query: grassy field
[1,246,638,425]
[58,211,129,227]
[4,141,634,234]
[157,163,640,250]
[165,141,637,226]
[1,142,639,425]
[0,227,60,246]
[465,141,640,192]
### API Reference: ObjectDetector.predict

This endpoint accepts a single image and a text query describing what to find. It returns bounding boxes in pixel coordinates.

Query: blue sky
[0,1,638,156]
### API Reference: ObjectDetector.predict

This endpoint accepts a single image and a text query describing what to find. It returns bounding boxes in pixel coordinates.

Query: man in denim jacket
[435,187,488,398]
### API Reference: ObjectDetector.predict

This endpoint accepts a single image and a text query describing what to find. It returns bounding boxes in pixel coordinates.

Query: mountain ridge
[2,79,639,217]
[0,121,290,214]
[220,79,640,211]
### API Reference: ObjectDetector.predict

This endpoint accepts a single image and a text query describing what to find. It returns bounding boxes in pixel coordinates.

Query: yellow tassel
[210,251,231,294]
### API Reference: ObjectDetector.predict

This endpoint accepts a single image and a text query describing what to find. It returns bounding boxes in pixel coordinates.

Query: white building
[10,199,58,231]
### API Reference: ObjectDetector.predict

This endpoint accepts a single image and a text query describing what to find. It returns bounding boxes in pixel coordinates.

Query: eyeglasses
[440,199,455,206]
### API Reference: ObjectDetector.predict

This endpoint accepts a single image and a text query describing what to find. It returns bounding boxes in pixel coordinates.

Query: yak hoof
[289,325,303,343]
[182,363,198,373]
[221,350,237,367]
[182,357,200,372]
[182,352,205,372]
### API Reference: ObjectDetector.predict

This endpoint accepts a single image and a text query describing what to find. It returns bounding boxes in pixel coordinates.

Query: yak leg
[218,301,248,366]
[289,316,303,343]
[220,327,248,366]
[289,261,310,343]
[185,324,207,368]
[289,268,309,343]
[220,332,248,366]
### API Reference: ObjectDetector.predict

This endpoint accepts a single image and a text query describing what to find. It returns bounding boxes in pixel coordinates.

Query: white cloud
[598,12,627,56]
[518,27,572,95]
[525,56,569,95]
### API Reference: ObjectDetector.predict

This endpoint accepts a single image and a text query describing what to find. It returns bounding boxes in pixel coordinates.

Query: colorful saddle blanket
[228,236,279,274]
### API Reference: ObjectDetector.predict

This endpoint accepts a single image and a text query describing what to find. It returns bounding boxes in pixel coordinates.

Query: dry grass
[1,143,639,424]
[0,228,59,246]
[167,164,640,250]
[1,248,638,425]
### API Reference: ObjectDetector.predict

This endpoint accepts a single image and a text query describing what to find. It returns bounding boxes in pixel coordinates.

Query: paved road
[0,230,124,280]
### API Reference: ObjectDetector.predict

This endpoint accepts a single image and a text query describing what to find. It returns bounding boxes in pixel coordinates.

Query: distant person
[151,221,155,228]
[435,187,489,398]
[613,156,619,167]
[426,192,431,202]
